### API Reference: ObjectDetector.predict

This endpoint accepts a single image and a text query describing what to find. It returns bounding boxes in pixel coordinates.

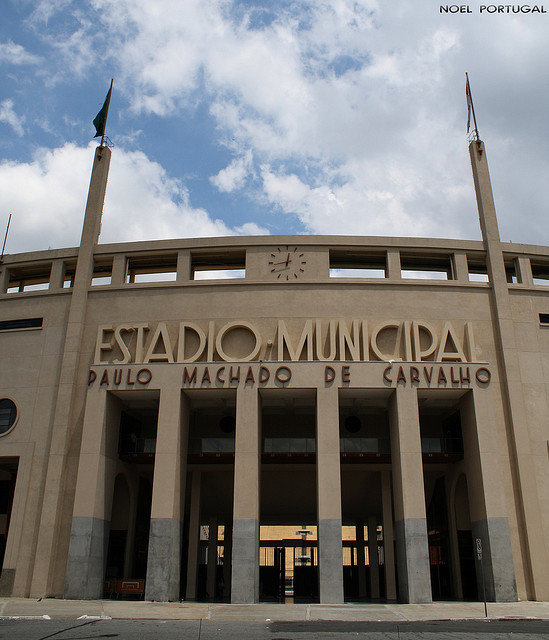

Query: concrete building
[0,140,548,604]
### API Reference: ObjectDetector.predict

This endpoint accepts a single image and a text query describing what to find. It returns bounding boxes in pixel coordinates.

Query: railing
[263,437,316,454]
[188,437,235,454]
[421,437,464,455]
[339,437,390,454]
[118,437,156,455]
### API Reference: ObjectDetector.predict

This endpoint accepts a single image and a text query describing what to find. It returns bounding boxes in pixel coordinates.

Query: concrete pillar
[145,389,188,602]
[452,251,470,282]
[470,140,549,599]
[389,387,432,603]
[381,470,397,601]
[368,516,380,600]
[64,390,121,599]
[0,264,9,293]
[222,522,232,600]
[31,146,112,598]
[177,250,191,282]
[49,260,65,290]
[206,517,218,600]
[111,254,126,285]
[460,388,517,601]
[231,386,261,604]
[316,386,344,604]
[356,523,367,598]
[516,256,533,286]
[386,249,401,281]
[185,471,201,600]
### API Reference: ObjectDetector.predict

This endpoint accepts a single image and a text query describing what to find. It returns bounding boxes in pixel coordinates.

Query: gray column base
[64,516,109,600]
[472,517,517,602]
[231,518,259,604]
[145,518,183,602]
[394,518,432,603]
[0,568,15,596]
[318,519,344,604]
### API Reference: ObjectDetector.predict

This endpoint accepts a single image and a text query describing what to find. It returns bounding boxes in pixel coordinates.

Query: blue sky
[1,0,548,254]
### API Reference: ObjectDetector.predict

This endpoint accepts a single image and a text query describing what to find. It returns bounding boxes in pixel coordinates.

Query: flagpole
[1,214,11,261]
[466,72,479,140]
[100,78,113,147]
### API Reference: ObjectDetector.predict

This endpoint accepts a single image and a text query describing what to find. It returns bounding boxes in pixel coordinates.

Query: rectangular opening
[531,261,549,286]
[63,262,76,288]
[6,263,52,293]
[467,255,489,283]
[329,249,386,278]
[504,258,519,284]
[400,254,453,280]
[539,313,549,326]
[126,253,178,284]
[92,258,113,286]
[191,250,246,280]
[193,269,245,280]
[0,317,43,331]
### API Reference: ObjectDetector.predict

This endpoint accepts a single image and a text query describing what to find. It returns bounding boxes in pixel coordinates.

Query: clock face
[268,246,307,280]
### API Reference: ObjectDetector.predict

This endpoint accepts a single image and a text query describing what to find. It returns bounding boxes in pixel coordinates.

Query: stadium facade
[0,140,548,604]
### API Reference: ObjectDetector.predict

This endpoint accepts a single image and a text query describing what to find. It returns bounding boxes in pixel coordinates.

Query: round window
[0,399,17,435]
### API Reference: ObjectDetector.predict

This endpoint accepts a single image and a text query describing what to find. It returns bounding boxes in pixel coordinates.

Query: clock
[268,246,307,280]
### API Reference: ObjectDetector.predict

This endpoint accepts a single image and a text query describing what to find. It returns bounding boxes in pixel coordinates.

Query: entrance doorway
[259,525,318,601]
[260,389,318,603]
[0,459,18,576]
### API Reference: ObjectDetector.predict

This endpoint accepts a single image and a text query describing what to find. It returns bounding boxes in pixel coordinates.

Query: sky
[0,0,548,255]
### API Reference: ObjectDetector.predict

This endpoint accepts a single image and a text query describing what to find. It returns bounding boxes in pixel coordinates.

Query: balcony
[118,437,156,463]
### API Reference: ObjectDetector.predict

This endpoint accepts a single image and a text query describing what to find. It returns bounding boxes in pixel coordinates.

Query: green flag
[93,80,113,138]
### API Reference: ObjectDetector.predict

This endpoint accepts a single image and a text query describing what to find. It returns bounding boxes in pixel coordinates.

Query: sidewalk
[2,598,549,621]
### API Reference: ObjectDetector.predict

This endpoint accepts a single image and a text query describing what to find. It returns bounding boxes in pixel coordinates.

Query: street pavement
[2,599,549,639]
[2,597,549,621]
[2,617,549,640]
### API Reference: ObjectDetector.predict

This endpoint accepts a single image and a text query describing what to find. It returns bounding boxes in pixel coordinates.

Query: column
[222,521,232,600]
[145,389,188,602]
[111,254,126,285]
[231,386,261,603]
[48,260,65,290]
[356,523,367,598]
[381,470,397,600]
[389,387,432,603]
[470,140,549,599]
[64,390,120,599]
[206,517,218,600]
[386,249,401,281]
[185,471,201,600]
[0,264,9,293]
[31,146,112,598]
[316,386,344,604]
[452,251,470,283]
[177,250,191,282]
[460,388,517,601]
[368,516,380,599]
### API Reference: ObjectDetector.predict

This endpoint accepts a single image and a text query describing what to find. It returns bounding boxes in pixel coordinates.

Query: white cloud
[0,41,42,65]
[0,100,25,136]
[7,1,549,245]
[210,150,253,193]
[0,143,268,255]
